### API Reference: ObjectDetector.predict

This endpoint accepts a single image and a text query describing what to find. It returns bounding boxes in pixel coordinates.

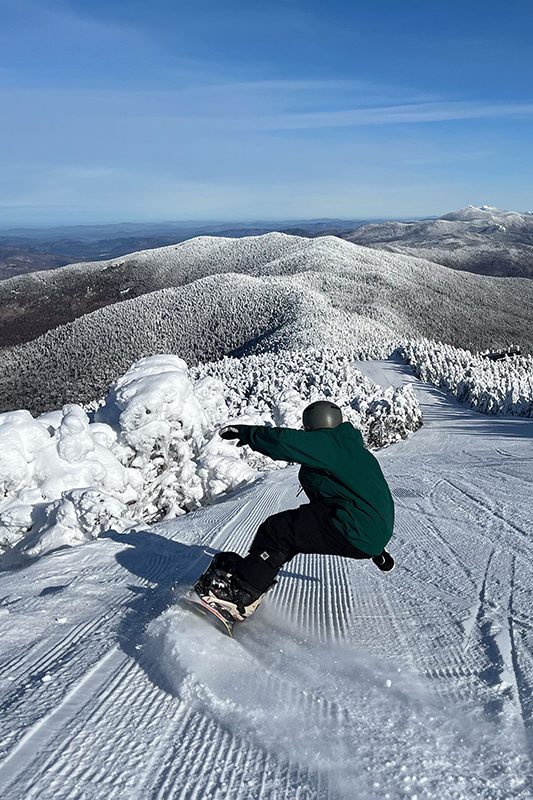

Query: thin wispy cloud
[6,81,522,134]
[2,0,141,44]
[185,79,438,111]
[0,80,438,124]
[237,101,533,130]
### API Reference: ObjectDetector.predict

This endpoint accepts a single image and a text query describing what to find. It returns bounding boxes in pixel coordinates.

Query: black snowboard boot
[194,552,267,622]
[372,549,395,572]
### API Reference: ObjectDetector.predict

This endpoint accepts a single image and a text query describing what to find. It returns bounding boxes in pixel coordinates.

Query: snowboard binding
[194,552,266,623]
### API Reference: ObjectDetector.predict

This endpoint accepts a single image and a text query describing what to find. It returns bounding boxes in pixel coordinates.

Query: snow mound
[105,354,208,463]
[0,404,142,565]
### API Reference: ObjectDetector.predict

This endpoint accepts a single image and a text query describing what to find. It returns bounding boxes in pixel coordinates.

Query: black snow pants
[237,501,371,593]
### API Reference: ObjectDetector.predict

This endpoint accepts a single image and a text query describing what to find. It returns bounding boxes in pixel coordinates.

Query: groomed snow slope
[0,360,532,799]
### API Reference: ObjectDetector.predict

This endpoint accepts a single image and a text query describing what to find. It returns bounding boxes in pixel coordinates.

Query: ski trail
[467,549,525,721]
[509,555,533,754]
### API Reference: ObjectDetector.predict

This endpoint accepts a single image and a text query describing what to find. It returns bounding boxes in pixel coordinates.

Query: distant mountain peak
[344,204,533,280]
[438,205,530,226]
[439,205,501,221]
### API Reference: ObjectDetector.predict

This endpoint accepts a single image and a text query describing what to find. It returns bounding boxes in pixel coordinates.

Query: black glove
[219,426,245,447]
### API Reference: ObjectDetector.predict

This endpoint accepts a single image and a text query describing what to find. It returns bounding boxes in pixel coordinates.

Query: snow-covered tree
[400,339,533,417]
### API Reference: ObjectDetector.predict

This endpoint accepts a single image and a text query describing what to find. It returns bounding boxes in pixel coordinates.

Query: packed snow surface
[0,360,532,799]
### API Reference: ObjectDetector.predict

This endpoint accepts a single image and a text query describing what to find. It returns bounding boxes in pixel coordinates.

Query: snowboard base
[182,593,235,637]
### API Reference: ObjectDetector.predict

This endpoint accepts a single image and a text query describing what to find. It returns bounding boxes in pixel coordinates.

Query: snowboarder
[193,401,395,624]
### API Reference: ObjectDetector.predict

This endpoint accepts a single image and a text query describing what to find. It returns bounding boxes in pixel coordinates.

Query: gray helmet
[302,401,342,431]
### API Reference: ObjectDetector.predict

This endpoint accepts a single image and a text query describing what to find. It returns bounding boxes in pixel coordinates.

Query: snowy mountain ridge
[1,232,532,414]
[0,232,314,347]
[2,223,532,348]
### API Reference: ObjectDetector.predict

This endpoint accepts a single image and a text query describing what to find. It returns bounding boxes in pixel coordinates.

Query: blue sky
[1,0,532,225]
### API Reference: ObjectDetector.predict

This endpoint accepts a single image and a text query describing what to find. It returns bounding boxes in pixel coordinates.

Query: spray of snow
[148,602,530,799]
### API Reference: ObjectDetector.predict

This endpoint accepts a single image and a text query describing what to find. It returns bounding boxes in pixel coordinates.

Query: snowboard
[182,592,235,637]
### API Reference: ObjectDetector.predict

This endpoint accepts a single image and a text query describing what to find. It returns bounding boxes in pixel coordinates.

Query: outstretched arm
[220,424,330,469]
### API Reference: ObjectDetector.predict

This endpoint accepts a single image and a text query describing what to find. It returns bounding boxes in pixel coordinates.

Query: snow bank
[0,405,141,565]
[401,339,533,416]
[0,356,254,567]
[0,351,422,567]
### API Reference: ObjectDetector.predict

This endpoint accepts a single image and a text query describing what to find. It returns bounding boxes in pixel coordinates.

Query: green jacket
[235,422,394,557]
